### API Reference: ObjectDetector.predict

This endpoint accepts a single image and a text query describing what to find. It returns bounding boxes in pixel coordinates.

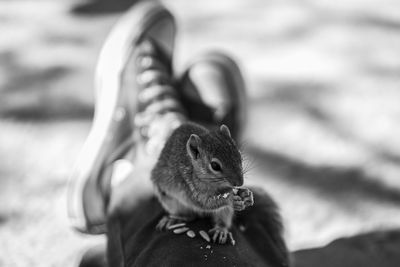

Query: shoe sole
[181,51,247,140]
[67,0,175,234]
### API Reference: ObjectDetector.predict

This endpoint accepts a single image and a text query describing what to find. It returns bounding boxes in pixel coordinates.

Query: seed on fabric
[167,223,186,230]
[199,230,211,242]
[187,230,196,238]
[173,227,189,234]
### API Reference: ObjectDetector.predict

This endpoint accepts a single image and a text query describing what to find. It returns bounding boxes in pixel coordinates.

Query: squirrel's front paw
[156,215,187,231]
[209,226,235,245]
[233,187,254,211]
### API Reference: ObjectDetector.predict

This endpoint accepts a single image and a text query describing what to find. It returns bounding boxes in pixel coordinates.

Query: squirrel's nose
[231,175,243,187]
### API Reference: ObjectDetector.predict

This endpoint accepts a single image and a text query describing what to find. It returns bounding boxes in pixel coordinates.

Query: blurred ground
[1,0,400,266]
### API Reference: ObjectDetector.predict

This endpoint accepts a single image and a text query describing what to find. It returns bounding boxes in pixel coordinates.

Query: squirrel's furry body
[151,122,247,243]
[150,122,289,261]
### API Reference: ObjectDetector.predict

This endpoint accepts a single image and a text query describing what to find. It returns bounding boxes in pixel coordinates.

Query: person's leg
[71,2,248,266]
[76,50,248,266]
[104,50,248,265]
[107,51,249,218]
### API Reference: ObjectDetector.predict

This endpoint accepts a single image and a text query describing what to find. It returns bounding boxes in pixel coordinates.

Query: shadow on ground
[0,51,93,121]
[248,145,400,207]
[71,0,139,14]
[294,229,400,267]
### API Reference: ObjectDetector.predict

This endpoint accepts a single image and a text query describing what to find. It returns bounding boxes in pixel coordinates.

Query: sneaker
[105,39,186,218]
[67,1,177,235]
[178,51,247,141]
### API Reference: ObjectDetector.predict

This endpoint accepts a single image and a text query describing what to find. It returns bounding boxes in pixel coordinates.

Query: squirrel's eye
[210,161,222,172]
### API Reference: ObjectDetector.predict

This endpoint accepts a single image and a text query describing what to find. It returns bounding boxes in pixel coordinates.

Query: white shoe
[67,1,177,234]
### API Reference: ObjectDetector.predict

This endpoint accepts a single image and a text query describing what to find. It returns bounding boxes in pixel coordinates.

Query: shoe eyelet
[114,108,126,122]
[140,126,148,138]
[140,56,153,69]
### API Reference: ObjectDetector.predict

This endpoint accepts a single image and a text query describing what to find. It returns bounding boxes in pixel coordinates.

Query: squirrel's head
[185,125,243,209]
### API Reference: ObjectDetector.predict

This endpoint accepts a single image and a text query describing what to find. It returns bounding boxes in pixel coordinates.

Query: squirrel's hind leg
[209,225,235,245]
[209,206,235,245]
[155,190,193,231]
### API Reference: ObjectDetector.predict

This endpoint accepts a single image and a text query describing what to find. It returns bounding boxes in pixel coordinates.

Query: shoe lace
[134,39,185,155]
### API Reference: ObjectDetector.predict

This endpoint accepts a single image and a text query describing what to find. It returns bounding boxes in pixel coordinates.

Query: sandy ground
[1,0,400,266]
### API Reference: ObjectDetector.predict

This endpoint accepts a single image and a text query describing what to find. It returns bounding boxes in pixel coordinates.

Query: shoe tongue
[139,39,157,54]
[146,17,175,59]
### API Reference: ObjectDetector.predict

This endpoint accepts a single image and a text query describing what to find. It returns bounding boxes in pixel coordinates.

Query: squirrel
[151,122,254,245]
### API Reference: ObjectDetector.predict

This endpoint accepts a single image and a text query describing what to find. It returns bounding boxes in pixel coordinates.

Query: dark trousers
[79,191,400,267]
[81,187,289,267]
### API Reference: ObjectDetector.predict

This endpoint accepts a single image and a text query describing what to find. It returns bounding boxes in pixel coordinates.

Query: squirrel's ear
[220,124,231,138]
[187,134,202,160]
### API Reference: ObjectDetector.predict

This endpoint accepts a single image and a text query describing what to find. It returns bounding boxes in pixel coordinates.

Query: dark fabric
[78,193,400,267]
[293,230,400,267]
[106,187,289,267]
[79,244,108,267]
[79,229,400,267]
